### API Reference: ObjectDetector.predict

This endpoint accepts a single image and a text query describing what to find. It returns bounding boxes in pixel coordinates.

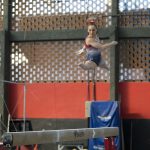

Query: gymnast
[76,17,118,70]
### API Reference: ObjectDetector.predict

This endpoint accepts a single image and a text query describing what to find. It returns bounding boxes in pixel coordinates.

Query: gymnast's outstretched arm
[86,38,118,50]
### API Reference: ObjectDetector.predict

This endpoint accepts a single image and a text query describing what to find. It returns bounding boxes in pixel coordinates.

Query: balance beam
[2,127,118,146]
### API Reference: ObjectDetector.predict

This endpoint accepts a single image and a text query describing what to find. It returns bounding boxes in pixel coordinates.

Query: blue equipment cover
[89,101,120,150]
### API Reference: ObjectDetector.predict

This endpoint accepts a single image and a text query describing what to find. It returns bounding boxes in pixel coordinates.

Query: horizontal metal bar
[9,28,113,42]
[10,29,86,42]
[119,27,150,38]
[2,127,119,146]
[0,27,150,42]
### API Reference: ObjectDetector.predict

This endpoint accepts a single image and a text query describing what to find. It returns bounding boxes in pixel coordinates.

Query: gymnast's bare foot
[79,61,97,70]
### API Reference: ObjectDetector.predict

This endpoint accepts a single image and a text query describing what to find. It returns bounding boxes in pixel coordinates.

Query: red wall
[7,82,150,119]
[119,82,150,119]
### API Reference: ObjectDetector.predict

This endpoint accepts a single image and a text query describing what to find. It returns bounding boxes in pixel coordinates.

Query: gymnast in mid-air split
[76,17,118,70]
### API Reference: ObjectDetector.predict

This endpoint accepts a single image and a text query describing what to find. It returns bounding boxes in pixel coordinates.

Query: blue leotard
[84,42,101,66]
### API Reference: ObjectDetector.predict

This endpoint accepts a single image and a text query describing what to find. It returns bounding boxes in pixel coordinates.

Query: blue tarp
[89,101,120,150]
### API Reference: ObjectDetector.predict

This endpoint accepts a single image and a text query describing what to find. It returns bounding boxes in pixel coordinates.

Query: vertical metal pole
[7,114,10,132]
[92,69,96,100]
[110,0,119,100]
[87,70,90,101]
[0,0,11,137]
[23,82,26,132]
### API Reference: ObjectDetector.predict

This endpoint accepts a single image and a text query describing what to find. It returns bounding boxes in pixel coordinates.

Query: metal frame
[0,0,11,137]
[1,27,150,42]
[110,0,119,100]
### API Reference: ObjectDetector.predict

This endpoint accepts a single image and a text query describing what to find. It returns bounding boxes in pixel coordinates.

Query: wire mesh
[119,39,150,81]
[119,0,150,27]
[119,0,150,12]
[11,0,112,31]
[0,0,4,31]
[2,0,150,82]
[10,40,110,82]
